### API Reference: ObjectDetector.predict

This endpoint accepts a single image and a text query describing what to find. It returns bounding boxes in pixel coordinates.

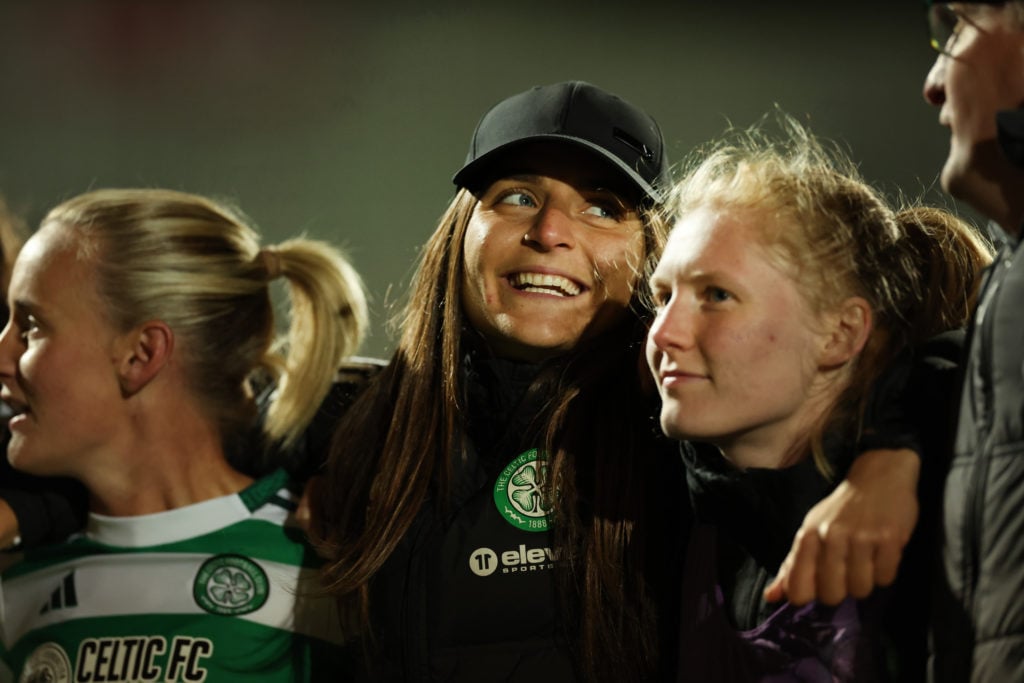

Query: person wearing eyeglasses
[920,2,1024,681]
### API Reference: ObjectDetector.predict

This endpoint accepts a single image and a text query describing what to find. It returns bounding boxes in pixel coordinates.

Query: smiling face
[645,205,839,468]
[460,146,646,361]
[923,3,1024,232]
[0,222,128,477]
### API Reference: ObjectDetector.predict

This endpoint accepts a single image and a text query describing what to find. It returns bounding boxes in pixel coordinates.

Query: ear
[818,296,872,368]
[116,320,174,397]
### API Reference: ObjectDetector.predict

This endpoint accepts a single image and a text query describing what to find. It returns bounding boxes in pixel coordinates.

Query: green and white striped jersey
[0,470,344,682]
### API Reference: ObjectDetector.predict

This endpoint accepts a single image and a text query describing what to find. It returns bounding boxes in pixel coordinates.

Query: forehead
[660,206,772,269]
[959,2,1024,36]
[10,223,98,307]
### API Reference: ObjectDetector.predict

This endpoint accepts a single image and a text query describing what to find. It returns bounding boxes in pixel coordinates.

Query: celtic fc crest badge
[494,449,552,532]
[193,554,269,616]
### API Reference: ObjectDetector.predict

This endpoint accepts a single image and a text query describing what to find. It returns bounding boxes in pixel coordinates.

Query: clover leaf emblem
[508,462,551,517]
[208,566,256,607]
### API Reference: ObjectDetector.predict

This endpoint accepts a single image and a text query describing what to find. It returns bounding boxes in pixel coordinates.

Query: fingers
[765,457,919,606]
[844,530,875,600]
[872,531,904,588]
[772,526,907,606]
[778,528,821,606]
[764,549,796,603]
[763,576,785,604]
[815,523,850,605]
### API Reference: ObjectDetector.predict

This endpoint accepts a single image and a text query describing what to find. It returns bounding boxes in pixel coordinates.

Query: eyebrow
[496,174,626,198]
[10,298,41,318]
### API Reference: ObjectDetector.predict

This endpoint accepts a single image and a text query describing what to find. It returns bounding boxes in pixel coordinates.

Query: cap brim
[453,134,666,204]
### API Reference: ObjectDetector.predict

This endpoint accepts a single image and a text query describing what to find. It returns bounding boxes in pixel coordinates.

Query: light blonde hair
[44,188,368,448]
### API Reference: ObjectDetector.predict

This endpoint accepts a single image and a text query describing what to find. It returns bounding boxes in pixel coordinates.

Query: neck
[86,448,252,517]
[716,376,842,472]
[716,424,813,471]
[81,394,254,517]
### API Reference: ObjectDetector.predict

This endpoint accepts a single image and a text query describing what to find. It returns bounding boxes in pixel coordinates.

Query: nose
[648,297,697,354]
[0,318,20,382]
[523,203,576,251]
[924,55,947,107]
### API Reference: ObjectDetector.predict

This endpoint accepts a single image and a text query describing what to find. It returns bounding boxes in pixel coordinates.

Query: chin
[5,442,35,474]
[943,138,1017,215]
[659,410,692,442]
[6,441,61,477]
[940,148,969,195]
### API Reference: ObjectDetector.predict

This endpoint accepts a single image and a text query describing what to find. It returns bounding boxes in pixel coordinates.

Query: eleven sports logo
[470,449,559,577]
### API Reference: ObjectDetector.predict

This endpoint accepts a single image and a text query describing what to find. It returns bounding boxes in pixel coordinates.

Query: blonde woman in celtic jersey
[0,188,367,682]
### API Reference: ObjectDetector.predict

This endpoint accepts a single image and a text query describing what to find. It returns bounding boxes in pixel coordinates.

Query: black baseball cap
[453,81,670,204]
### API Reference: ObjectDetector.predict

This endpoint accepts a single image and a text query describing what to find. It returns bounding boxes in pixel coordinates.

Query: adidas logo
[40,571,78,614]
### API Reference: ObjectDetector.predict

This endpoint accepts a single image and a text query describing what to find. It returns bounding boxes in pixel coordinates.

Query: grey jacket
[932,107,1024,683]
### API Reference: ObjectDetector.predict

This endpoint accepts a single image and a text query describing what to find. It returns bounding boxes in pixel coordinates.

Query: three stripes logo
[40,571,78,615]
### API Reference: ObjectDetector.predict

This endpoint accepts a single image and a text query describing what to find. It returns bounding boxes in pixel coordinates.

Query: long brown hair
[314,187,674,679]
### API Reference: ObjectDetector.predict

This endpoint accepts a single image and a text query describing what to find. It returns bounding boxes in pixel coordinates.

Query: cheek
[461,227,484,280]
[16,344,46,389]
[711,319,803,381]
[644,335,660,375]
[595,233,644,302]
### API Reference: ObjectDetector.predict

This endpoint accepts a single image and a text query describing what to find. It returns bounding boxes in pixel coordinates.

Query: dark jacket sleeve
[230,357,387,482]
[857,330,964,460]
[877,330,964,682]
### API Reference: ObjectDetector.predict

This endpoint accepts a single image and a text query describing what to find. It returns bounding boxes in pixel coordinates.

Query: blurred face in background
[924,2,1024,230]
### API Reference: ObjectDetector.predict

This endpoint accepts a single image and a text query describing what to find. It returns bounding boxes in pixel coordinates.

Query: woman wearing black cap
[312,81,686,681]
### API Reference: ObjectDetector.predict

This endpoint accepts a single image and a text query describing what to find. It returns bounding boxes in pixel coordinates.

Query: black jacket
[344,350,688,682]
[676,334,964,683]
[931,107,1024,680]
[349,354,578,681]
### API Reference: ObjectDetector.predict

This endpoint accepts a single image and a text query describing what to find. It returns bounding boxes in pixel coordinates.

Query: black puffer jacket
[348,354,579,681]
[931,107,1024,683]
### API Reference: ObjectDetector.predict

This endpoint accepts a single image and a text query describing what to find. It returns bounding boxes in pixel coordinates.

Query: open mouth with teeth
[508,272,583,297]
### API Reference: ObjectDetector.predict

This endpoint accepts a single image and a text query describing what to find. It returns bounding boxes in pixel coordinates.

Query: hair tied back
[258,246,283,281]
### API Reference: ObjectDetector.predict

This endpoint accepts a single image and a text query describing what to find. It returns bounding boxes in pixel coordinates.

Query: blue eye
[705,287,732,304]
[499,191,537,208]
[583,204,617,220]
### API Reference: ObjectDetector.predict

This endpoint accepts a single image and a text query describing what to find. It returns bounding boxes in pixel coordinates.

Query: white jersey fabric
[0,470,343,682]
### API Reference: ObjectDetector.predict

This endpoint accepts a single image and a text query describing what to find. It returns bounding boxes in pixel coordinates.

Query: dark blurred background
[0,1,966,357]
